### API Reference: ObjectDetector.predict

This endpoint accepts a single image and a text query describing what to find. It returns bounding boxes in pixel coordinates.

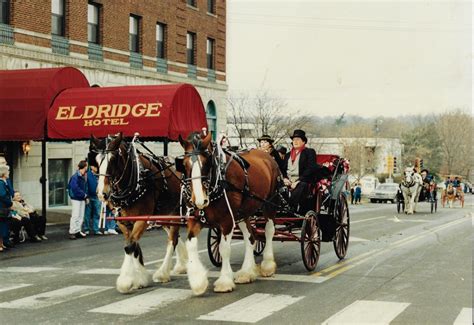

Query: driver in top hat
[282,129,317,212]
[257,134,285,174]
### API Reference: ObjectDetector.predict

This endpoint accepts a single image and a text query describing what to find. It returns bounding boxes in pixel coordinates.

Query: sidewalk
[38,206,72,225]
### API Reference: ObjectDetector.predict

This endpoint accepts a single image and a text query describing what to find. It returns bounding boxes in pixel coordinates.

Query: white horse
[400,167,423,214]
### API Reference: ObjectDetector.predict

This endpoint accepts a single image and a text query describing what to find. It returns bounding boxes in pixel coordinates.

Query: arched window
[206,100,217,141]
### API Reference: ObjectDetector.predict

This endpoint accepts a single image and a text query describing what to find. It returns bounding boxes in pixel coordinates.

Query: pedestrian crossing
[0,280,471,324]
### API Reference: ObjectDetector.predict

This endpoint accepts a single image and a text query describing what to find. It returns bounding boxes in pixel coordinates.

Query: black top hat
[276,145,287,155]
[290,129,307,143]
[257,134,274,144]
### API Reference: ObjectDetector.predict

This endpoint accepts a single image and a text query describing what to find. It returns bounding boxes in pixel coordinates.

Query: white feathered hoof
[260,260,277,277]
[234,268,258,284]
[187,265,208,296]
[153,267,171,283]
[214,276,236,293]
[171,263,187,275]
[116,252,152,293]
[116,275,134,294]
[189,275,209,296]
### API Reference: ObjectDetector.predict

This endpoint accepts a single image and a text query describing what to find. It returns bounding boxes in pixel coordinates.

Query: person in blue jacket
[83,165,102,235]
[0,164,13,251]
[68,160,88,240]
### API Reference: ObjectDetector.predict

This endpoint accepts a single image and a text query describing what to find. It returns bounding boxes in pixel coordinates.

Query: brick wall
[7,0,226,77]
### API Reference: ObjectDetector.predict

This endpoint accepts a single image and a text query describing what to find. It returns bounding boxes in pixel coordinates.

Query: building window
[207,0,215,14]
[187,0,196,7]
[88,3,100,44]
[206,101,217,141]
[1,0,9,24]
[51,0,65,36]
[187,32,196,65]
[156,23,166,59]
[48,159,71,206]
[207,38,215,70]
[129,15,140,53]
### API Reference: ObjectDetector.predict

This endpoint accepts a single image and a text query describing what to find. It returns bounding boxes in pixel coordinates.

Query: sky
[226,0,472,117]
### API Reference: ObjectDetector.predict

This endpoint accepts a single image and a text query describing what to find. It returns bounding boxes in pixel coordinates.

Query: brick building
[0,0,227,209]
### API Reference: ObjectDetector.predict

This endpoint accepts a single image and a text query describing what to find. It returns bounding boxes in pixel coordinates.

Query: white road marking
[453,308,473,325]
[198,293,304,323]
[78,268,120,275]
[0,283,32,293]
[1,267,61,273]
[144,241,244,266]
[0,285,111,309]
[89,288,193,315]
[322,300,410,324]
[351,216,387,224]
[350,236,369,242]
[77,268,328,284]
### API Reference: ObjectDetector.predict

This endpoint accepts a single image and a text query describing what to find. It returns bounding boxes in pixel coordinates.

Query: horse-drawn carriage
[91,130,351,296]
[207,153,350,272]
[397,167,438,214]
[441,175,465,208]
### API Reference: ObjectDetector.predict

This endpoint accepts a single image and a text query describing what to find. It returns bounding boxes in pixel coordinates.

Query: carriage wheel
[207,227,222,267]
[300,210,321,272]
[253,239,266,256]
[333,194,350,260]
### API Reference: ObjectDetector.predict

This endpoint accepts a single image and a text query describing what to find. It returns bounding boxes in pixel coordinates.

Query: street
[0,198,472,324]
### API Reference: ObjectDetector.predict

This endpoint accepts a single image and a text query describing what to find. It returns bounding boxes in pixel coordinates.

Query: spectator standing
[354,184,362,204]
[83,165,102,235]
[0,164,13,252]
[104,205,119,235]
[350,186,355,205]
[68,160,88,240]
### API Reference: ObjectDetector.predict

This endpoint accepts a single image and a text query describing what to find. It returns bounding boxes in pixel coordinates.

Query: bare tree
[227,90,308,147]
[436,110,473,178]
[226,94,251,148]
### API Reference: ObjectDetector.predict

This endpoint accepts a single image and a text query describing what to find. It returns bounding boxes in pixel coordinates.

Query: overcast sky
[226,0,472,117]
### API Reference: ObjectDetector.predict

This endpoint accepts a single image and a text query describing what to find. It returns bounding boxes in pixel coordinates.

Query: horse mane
[187,131,207,150]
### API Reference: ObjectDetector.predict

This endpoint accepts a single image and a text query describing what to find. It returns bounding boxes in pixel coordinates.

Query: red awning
[47,83,207,141]
[0,67,90,141]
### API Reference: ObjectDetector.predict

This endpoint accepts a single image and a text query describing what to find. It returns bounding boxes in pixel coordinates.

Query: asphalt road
[0,197,472,324]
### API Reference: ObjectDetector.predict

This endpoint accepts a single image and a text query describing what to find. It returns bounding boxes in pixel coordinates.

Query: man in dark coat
[282,129,317,212]
[257,134,285,175]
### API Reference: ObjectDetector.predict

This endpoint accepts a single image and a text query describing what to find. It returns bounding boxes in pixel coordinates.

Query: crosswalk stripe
[322,300,410,324]
[453,308,473,325]
[1,267,61,273]
[0,285,112,309]
[78,268,120,275]
[77,268,328,284]
[89,288,193,315]
[197,293,304,323]
[0,283,32,293]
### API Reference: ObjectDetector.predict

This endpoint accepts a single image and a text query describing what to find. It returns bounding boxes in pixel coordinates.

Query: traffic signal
[386,156,393,173]
[393,157,397,172]
[420,159,424,168]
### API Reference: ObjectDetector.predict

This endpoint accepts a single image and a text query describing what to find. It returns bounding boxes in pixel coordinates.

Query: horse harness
[98,137,177,208]
[182,142,284,223]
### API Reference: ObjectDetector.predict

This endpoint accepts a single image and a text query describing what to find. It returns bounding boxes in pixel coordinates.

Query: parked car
[368,183,399,203]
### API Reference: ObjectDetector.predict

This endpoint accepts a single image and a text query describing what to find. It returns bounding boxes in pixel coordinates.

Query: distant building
[0,0,227,208]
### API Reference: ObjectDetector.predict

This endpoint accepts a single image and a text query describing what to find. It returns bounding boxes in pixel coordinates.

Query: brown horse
[91,133,186,293]
[179,131,281,295]
[442,184,464,208]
